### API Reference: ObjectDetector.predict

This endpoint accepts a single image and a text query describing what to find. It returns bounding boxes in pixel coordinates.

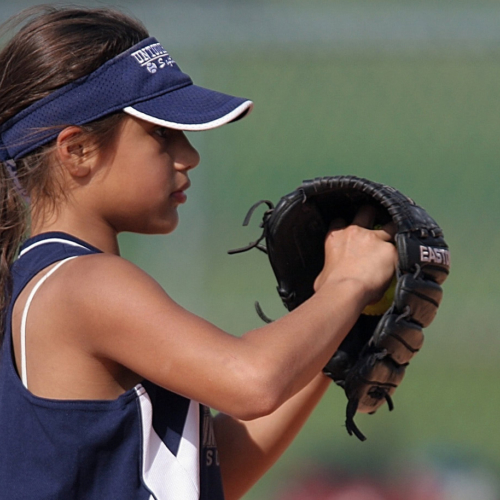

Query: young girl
[0,6,397,500]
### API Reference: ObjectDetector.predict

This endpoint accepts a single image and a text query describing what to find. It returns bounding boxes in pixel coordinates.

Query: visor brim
[123,83,253,131]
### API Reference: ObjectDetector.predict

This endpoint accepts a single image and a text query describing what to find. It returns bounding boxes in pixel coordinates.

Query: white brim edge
[123,100,253,131]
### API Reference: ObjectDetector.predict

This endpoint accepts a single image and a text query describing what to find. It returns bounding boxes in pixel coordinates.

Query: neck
[30,207,121,256]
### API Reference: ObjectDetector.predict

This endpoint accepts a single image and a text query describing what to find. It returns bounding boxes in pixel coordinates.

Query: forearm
[239,277,368,409]
[214,372,331,500]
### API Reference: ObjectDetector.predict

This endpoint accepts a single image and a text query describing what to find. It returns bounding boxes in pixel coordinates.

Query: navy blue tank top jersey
[0,232,225,500]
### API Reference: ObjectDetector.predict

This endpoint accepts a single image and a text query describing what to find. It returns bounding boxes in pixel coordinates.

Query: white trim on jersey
[20,256,78,388]
[135,384,200,500]
[19,238,90,257]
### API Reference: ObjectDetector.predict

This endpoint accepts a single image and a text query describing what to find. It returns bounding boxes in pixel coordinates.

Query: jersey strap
[19,256,78,388]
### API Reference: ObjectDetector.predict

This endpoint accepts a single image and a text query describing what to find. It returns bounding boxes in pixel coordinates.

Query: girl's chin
[131,214,179,236]
[155,214,180,235]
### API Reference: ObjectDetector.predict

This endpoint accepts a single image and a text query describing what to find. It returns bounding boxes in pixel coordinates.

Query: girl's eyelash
[154,127,169,138]
[154,127,177,140]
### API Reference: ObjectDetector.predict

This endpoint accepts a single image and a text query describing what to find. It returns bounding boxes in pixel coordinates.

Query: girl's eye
[154,127,173,139]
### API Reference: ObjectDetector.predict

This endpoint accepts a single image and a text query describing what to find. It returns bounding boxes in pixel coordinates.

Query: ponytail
[0,161,29,342]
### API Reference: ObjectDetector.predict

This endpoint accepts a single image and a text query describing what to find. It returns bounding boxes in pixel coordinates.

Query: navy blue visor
[0,37,253,162]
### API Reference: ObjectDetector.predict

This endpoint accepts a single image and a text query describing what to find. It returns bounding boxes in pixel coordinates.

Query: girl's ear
[56,126,93,178]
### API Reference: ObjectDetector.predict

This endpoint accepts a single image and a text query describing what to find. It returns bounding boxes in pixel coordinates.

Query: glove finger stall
[360,356,406,387]
[346,355,406,413]
[357,384,398,414]
[394,274,443,327]
[372,314,424,365]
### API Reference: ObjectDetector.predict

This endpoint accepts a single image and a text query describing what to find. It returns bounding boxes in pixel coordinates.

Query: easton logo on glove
[229,175,450,441]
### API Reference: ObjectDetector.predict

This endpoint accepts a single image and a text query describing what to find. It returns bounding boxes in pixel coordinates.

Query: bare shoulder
[61,252,164,293]
[48,252,237,401]
[53,252,181,341]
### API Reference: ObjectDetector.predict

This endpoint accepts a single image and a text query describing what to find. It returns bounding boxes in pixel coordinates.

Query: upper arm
[47,251,366,419]
[57,254,272,418]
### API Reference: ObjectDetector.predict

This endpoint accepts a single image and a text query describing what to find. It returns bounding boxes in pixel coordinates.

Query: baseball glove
[229,175,450,440]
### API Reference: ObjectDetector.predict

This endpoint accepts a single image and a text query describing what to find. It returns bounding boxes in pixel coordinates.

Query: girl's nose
[175,132,200,171]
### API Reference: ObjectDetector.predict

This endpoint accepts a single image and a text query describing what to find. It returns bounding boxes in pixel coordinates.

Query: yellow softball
[362,274,397,316]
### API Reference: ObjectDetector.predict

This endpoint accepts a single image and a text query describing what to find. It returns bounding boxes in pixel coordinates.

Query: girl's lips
[171,190,187,203]
[171,180,190,204]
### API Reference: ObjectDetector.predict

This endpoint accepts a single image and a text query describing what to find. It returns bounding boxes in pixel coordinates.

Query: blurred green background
[2,0,500,498]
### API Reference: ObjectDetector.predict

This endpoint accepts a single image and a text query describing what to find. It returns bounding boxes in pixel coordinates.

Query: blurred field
[120,5,500,497]
[121,34,500,500]
[3,0,500,498]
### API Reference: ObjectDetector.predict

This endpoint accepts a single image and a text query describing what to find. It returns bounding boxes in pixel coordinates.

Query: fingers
[352,205,377,229]
[327,206,397,242]
[375,221,397,241]
[352,205,396,242]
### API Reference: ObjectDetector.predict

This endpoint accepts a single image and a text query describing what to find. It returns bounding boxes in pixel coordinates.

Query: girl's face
[95,116,200,235]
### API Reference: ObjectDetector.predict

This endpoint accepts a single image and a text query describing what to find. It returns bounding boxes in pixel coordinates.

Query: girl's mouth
[170,190,187,204]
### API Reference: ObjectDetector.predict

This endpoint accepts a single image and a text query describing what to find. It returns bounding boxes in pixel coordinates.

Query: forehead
[110,116,175,148]
[116,115,157,137]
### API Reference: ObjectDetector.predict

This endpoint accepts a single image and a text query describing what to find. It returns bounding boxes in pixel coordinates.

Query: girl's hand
[314,206,397,306]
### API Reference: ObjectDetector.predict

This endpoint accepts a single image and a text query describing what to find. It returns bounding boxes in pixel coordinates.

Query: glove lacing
[227,200,274,255]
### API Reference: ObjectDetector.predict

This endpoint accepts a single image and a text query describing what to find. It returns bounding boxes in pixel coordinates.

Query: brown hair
[0,5,149,341]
